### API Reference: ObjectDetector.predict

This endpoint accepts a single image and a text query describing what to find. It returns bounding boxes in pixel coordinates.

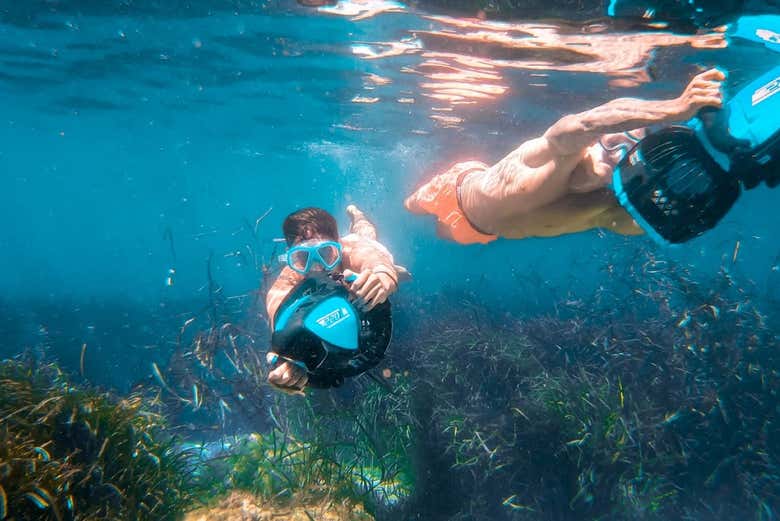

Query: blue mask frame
[286,241,342,274]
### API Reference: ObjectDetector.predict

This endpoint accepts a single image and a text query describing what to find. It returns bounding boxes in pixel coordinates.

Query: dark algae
[0,359,201,520]
[392,250,780,520]
[3,249,779,519]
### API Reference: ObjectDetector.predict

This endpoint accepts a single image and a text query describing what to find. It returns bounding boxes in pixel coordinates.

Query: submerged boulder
[185,491,374,521]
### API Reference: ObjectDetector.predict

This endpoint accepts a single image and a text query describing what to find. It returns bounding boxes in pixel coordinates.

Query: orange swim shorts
[405,160,498,245]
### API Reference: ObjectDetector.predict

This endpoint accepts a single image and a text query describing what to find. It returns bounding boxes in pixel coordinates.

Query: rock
[184,491,374,521]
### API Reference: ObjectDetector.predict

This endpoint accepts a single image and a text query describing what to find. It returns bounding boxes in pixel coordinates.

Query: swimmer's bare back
[457,68,726,239]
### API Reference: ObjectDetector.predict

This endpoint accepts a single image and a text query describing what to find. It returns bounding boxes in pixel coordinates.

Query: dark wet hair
[283,207,339,246]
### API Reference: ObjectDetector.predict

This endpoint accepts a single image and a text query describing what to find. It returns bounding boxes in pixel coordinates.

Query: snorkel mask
[286,240,342,274]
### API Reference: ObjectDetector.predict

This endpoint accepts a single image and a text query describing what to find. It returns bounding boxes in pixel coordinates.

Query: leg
[346,204,378,240]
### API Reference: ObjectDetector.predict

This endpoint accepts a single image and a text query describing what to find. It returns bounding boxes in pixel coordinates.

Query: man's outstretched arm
[543,68,725,155]
[265,267,303,329]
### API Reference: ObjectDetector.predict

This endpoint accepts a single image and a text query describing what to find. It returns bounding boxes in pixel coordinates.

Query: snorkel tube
[613,64,780,244]
[271,272,392,388]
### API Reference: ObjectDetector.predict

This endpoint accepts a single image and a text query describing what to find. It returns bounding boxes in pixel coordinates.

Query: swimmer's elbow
[544,114,593,155]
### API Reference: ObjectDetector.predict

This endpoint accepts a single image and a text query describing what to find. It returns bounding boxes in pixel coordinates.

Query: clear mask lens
[288,249,311,272]
[317,244,341,268]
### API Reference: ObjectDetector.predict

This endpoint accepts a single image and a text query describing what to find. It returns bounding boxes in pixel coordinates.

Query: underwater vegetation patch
[398,254,780,520]
[0,359,202,520]
[145,242,416,518]
[192,379,416,518]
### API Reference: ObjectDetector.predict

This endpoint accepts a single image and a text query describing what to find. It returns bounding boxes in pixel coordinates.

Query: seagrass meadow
[2,245,779,520]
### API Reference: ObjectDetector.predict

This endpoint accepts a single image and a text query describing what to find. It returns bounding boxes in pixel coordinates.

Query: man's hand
[675,68,725,121]
[266,352,307,395]
[343,268,397,311]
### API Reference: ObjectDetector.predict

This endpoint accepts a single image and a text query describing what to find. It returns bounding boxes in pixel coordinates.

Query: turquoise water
[1,2,780,519]
[2,4,778,303]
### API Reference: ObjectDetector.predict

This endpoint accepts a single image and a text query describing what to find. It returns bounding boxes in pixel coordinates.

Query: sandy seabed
[184,491,375,521]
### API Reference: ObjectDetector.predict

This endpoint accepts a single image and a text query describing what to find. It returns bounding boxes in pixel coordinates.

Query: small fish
[65,495,74,511]
[732,240,740,263]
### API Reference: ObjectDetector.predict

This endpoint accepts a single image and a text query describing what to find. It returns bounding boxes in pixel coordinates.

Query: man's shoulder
[340,233,384,248]
[339,234,358,245]
[340,233,392,257]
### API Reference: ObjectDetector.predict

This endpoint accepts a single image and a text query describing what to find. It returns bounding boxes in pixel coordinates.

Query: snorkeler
[265,205,407,393]
[405,68,726,244]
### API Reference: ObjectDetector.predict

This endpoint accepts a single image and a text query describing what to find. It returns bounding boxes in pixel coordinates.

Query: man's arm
[265,267,308,394]
[265,267,303,329]
[543,68,725,156]
[341,234,400,310]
